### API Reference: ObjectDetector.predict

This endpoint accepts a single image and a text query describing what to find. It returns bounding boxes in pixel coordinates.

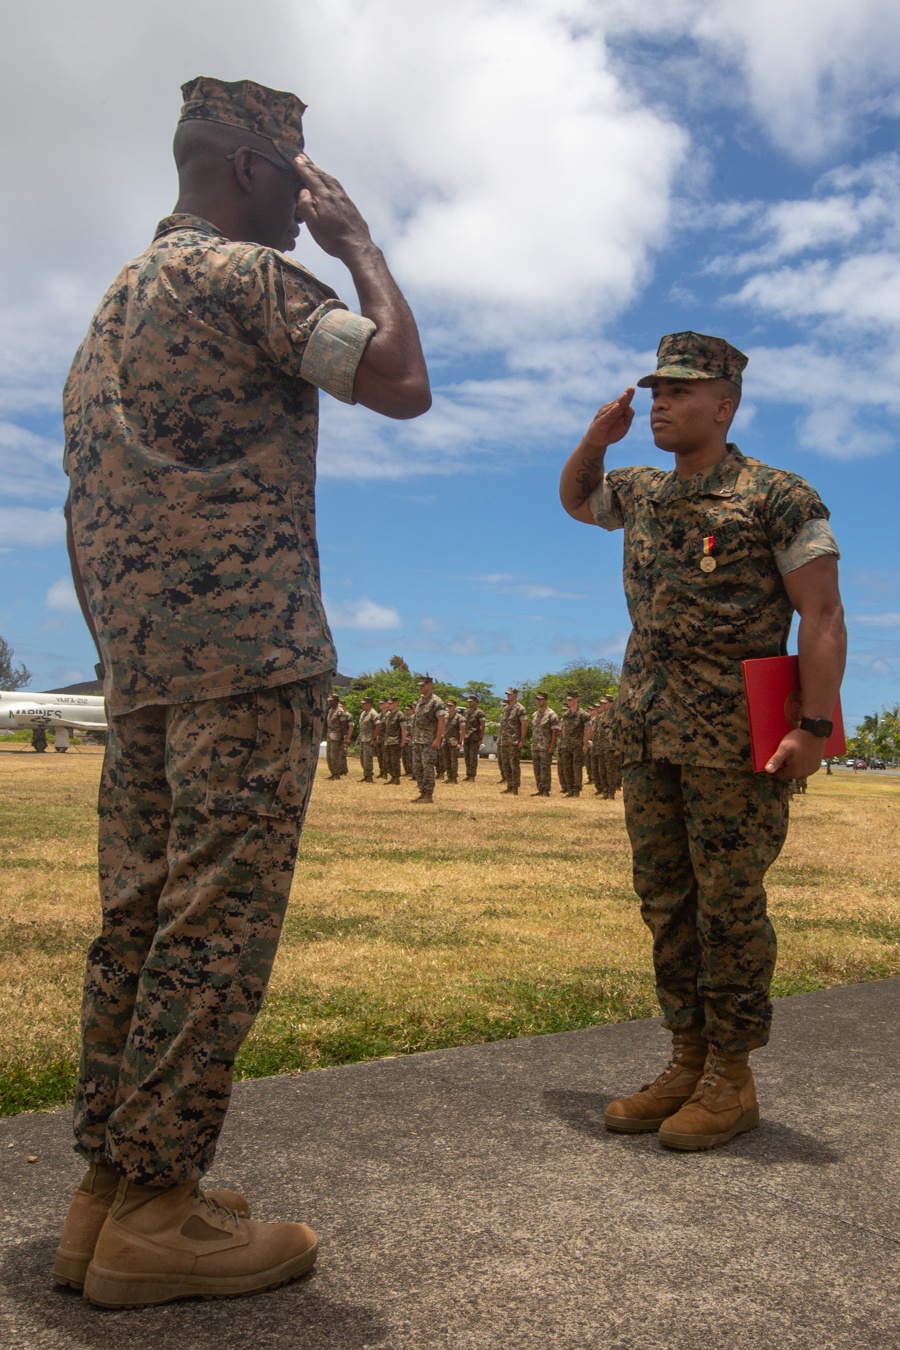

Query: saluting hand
[293,154,374,261]
[583,388,636,450]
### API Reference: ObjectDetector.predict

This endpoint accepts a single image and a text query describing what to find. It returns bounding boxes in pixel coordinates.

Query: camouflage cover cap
[636,331,748,388]
[179,77,306,167]
[506,686,519,694]
[536,690,549,699]
[418,673,435,684]
[566,689,580,699]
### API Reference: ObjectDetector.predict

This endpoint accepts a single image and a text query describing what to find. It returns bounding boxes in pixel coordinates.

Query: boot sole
[83,1239,318,1308]
[52,1247,90,1289]
[604,1113,669,1134]
[658,1105,760,1151]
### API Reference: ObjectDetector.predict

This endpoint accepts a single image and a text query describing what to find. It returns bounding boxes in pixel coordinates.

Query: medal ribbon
[702,535,715,556]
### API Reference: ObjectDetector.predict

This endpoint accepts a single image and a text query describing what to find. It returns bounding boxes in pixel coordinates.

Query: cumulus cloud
[0,506,65,548]
[45,578,80,614]
[467,573,588,600]
[326,598,402,630]
[852,613,900,630]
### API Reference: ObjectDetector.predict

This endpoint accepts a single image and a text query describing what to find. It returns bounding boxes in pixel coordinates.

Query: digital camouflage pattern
[411,692,445,744]
[498,700,526,790]
[623,759,789,1052]
[462,703,485,780]
[75,676,329,1186]
[380,709,406,781]
[357,706,378,780]
[325,702,352,777]
[64,214,375,717]
[590,446,838,769]
[531,705,559,794]
[636,331,748,388]
[441,708,464,782]
[179,76,307,165]
[557,705,590,793]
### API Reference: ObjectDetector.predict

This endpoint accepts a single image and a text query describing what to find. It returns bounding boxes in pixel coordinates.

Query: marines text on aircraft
[0,691,107,751]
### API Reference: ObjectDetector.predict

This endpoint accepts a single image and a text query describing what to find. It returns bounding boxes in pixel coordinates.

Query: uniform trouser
[590,748,605,793]
[532,748,553,793]
[412,743,438,794]
[557,746,583,793]
[74,676,328,1187]
[463,740,479,778]
[443,743,460,781]
[383,744,402,779]
[402,742,413,775]
[359,741,374,778]
[337,741,349,775]
[603,746,621,794]
[375,745,385,777]
[586,752,595,783]
[326,737,342,776]
[499,742,521,788]
[623,759,789,1052]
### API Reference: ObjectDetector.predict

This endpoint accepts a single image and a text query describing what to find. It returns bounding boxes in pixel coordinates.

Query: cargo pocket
[205,678,328,821]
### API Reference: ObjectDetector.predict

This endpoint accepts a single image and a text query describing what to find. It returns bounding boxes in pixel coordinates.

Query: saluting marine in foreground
[58,76,429,1308]
[560,332,845,1151]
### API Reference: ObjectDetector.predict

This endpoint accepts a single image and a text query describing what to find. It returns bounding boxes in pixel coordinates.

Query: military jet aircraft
[0,689,106,751]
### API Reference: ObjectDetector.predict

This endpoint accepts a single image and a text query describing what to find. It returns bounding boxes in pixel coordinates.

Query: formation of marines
[324,676,621,804]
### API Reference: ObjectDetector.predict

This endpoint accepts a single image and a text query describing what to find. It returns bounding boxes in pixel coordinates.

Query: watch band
[799,716,833,738]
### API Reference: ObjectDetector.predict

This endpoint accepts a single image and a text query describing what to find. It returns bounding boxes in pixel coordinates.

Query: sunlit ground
[1,743,897,1114]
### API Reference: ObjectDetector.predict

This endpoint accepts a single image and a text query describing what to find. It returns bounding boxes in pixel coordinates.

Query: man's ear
[230,146,256,194]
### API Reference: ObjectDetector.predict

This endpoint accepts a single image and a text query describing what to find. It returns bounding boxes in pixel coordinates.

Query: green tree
[848,706,900,763]
[519,659,620,716]
[0,635,31,691]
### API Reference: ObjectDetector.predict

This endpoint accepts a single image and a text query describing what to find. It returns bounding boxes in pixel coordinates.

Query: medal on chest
[700,534,716,572]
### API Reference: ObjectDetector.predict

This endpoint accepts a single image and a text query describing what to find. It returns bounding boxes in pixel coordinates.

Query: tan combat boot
[82,1179,316,1308]
[412,793,433,804]
[658,1047,759,1151]
[604,1030,708,1133]
[52,1163,249,1290]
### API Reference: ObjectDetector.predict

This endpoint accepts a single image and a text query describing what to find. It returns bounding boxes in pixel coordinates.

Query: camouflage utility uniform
[441,708,465,782]
[531,706,560,794]
[64,212,374,1186]
[357,707,378,781]
[326,702,352,778]
[401,707,415,776]
[558,707,591,795]
[381,707,406,783]
[462,704,485,780]
[590,444,839,1050]
[411,693,446,796]
[498,701,526,789]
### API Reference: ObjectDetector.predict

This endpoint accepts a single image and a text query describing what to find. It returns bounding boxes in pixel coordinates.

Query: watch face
[802,717,833,738]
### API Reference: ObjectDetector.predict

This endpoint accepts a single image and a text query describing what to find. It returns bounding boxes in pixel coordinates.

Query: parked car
[871,759,886,770]
[851,758,868,770]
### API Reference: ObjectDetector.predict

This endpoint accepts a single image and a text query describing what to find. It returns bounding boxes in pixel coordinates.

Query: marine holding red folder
[560,330,847,1153]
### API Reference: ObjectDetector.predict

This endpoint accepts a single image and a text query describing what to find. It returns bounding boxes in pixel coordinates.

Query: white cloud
[327,598,402,630]
[0,506,65,548]
[45,578,80,614]
[0,421,66,501]
[467,572,587,601]
[852,613,900,629]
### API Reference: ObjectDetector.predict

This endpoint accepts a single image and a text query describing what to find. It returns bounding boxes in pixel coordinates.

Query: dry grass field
[1,744,898,1116]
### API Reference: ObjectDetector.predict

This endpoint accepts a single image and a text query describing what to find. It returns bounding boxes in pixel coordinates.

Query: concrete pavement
[2,979,899,1348]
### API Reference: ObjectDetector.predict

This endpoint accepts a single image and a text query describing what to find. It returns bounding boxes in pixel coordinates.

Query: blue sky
[1,0,898,730]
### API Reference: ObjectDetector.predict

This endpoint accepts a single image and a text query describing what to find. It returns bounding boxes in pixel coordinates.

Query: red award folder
[741,655,846,773]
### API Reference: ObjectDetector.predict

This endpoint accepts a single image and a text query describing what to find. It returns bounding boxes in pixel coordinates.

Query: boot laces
[191,1186,242,1227]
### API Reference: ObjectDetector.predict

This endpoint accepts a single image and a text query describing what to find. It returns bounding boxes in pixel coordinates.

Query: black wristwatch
[799,717,833,739]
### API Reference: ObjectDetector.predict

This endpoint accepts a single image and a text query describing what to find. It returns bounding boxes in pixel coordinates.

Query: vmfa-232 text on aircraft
[0,690,107,751]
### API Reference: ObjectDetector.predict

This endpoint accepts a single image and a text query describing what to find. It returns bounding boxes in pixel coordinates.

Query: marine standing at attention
[380,695,406,785]
[357,696,378,782]
[59,76,430,1307]
[530,691,560,796]
[497,687,527,795]
[557,691,591,797]
[462,694,486,781]
[442,699,465,783]
[559,331,845,1151]
[410,674,445,804]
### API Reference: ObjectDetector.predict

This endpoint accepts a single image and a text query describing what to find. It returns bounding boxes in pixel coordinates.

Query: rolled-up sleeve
[300,309,376,405]
[588,475,624,531]
[774,518,840,576]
